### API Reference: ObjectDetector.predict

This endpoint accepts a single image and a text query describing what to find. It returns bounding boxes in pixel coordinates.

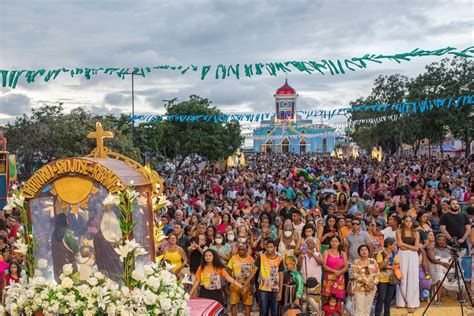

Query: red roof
[276,79,296,95]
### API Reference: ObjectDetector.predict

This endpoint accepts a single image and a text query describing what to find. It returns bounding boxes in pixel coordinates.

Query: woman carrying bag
[352,244,380,316]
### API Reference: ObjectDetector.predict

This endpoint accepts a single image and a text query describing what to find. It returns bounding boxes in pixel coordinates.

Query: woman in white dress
[396,216,421,313]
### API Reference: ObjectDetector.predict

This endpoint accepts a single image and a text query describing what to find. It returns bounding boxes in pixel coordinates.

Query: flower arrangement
[4,185,35,278]
[3,181,182,315]
[3,259,190,315]
[103,184,141,288]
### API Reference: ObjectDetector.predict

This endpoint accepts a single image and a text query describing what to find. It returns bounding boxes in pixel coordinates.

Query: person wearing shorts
[228,243,254,316]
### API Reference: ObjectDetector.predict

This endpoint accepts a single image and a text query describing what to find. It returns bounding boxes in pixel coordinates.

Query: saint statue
[51,213,79,283]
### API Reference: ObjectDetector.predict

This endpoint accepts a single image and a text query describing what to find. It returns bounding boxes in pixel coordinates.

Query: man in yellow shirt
[227,243,254,316]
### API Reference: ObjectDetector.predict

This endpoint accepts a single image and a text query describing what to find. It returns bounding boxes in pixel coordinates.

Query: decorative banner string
[253,132,339,141]
[1,46,473,89]
[131,94,473,123]
[352,114,401,125]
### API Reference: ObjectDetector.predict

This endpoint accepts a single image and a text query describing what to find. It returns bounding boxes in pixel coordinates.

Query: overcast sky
[0,0,472,126]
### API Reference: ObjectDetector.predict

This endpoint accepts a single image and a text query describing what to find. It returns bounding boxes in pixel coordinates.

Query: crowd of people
[0,206,24,303]
[0,153,472,315]
[155,153,474,315]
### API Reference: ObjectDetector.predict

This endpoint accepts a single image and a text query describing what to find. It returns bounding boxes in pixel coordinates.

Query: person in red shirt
[7,217,21,243]
[2,260,20,303]
[322,295,342,315]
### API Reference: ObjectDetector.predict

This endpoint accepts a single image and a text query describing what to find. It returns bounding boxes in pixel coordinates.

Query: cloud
[89,105,129,116]
[0,93,31,115]
[104,92,132,106]
[0,0,472,120]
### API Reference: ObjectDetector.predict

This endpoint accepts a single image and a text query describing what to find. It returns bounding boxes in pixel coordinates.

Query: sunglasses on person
[352,222,360,225]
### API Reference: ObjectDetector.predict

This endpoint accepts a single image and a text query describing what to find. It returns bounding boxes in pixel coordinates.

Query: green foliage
[160,95,243,168]
[6,105,141,179]
[7,95,243,179]
[350,57,473,157]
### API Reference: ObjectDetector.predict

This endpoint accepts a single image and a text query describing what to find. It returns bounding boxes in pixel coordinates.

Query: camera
[447,237,462,256]
[448,237,461,248]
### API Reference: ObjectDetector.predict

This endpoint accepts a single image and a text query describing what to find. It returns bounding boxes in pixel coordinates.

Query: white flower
[125,187,140,202]
[62,263,74,276]
[160,297,172,311]
[13,239,28,255]
[37,258,48,269]
[114,244,129,262]
[132,269,145,281]
[13,194,25,207]
[3,197,15,211]
[121,286,130,297]
[181,274,193,285]
[163,260,176,272]
[106,304,116,315]
[156,194,171,208]
[144,265,154,276]
[30,277,46,287]
[143,290,158,306]
[114,239,146,262]
[103,193,120,206]
[93,271,105,280]
[87,277,98,286]
[146,276,160,290]
[134,246,147,258]
[61,277,74,289]
[159,270,176,285]
[34,269,42,277]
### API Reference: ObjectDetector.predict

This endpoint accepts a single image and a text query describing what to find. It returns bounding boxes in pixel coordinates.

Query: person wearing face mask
[210,231,232,264]
[226,229,238,255]
[278,222,302,259]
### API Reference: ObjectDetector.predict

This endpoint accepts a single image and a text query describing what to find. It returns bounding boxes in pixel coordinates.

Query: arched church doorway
[282,138,290,152]
[265,139,273,153]
[322,138,328,153]
[300,139,307,154]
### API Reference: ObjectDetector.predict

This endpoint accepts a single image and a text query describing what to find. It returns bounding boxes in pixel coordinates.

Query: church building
[253,80,336,153]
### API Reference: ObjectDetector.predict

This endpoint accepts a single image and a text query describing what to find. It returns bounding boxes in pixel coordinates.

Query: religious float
[2,123,191,315]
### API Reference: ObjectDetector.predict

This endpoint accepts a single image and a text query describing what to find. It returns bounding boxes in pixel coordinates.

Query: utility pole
[131,73,135,145]
[123,73,136,145]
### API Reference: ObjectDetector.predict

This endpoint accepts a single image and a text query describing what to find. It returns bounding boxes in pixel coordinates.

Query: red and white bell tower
[274,79,297,123]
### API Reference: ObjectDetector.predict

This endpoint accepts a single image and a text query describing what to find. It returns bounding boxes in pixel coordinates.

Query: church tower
[274,79,297,124]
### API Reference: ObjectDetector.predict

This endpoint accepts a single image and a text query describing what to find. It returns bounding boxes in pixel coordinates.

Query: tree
[160,96,243,174]
[350,58,473,157]
[349,74,409,154]
[407,57,473,157]
[443,58,474,158]
[6,106,140,180]
[135,121,164,169]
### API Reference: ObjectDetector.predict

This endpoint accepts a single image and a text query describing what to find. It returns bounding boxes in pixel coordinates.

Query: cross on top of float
[87,122,114,158]
[21,122,163,200]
